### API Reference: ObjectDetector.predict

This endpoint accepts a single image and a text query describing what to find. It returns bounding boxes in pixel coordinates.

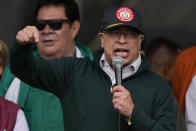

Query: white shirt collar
[100,53,141,85]
[75,46,83,58]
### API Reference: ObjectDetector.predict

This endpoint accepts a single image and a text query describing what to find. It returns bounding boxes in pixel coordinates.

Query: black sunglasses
[35,19,71,31]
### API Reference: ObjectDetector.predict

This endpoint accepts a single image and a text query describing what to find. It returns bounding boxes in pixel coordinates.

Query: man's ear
[162,64,171,82]
[140,34,145,41]
[98,33,104,48]
[71,20,80,39]
[139,34,144,48]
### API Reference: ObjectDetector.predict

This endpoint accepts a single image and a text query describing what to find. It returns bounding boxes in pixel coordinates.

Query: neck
[63,44,76,57]
[40,42,76,59]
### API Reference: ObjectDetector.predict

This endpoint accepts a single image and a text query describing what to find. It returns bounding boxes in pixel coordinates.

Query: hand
[16,26,39,45]
[112,85,134,117]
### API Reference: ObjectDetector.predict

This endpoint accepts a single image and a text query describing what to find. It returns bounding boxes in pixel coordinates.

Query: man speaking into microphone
[10,5,176,131]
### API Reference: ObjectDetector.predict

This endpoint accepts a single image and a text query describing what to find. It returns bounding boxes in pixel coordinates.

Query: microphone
[112,56,124,85]
[112,56,124,131]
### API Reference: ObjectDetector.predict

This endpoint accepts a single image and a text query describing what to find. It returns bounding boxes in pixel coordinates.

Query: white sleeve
[185,74,196,131]
[13,109,29,131]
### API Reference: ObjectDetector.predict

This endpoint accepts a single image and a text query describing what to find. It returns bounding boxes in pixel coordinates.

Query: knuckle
[16,36,21,42]
[17,31,23,36]
[16,35,19,39]
[26,25,32,29]
[33,26,38,30]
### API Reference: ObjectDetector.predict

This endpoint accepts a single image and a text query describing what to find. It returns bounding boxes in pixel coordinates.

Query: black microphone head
[112,56,124,68]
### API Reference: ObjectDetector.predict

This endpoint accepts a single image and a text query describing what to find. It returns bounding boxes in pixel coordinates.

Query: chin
[124,59,132,66]
[42,48,57,55]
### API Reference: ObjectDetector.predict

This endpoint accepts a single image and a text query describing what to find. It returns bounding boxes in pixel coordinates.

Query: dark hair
[35,0,80,23]
[0,40,8,68]
[145,37,181,58]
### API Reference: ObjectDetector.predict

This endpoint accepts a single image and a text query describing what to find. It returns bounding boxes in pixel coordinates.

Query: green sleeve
[10,41,88,98]
[130,84,176,131]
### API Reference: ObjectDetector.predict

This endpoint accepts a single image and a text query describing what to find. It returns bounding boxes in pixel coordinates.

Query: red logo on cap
[116,7,134,22]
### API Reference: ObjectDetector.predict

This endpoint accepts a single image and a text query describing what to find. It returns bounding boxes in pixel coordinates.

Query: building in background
[0,0,196,51]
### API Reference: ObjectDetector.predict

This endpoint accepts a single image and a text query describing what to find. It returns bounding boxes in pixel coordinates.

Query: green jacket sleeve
[130,83,176,131]
[10,42,84,98]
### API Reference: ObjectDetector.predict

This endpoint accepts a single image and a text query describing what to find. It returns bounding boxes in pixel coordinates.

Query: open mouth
[43,40,53,42]
[114,48,129,58]
[42,40,55,45]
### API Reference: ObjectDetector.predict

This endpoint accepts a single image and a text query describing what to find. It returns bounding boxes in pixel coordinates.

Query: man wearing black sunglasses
[33,0,93,59]
[32,0,94,59]
[0,0,93,131]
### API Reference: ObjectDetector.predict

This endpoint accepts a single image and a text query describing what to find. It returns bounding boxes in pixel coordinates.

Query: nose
[41,25,54,34]
[118,33,127,44]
